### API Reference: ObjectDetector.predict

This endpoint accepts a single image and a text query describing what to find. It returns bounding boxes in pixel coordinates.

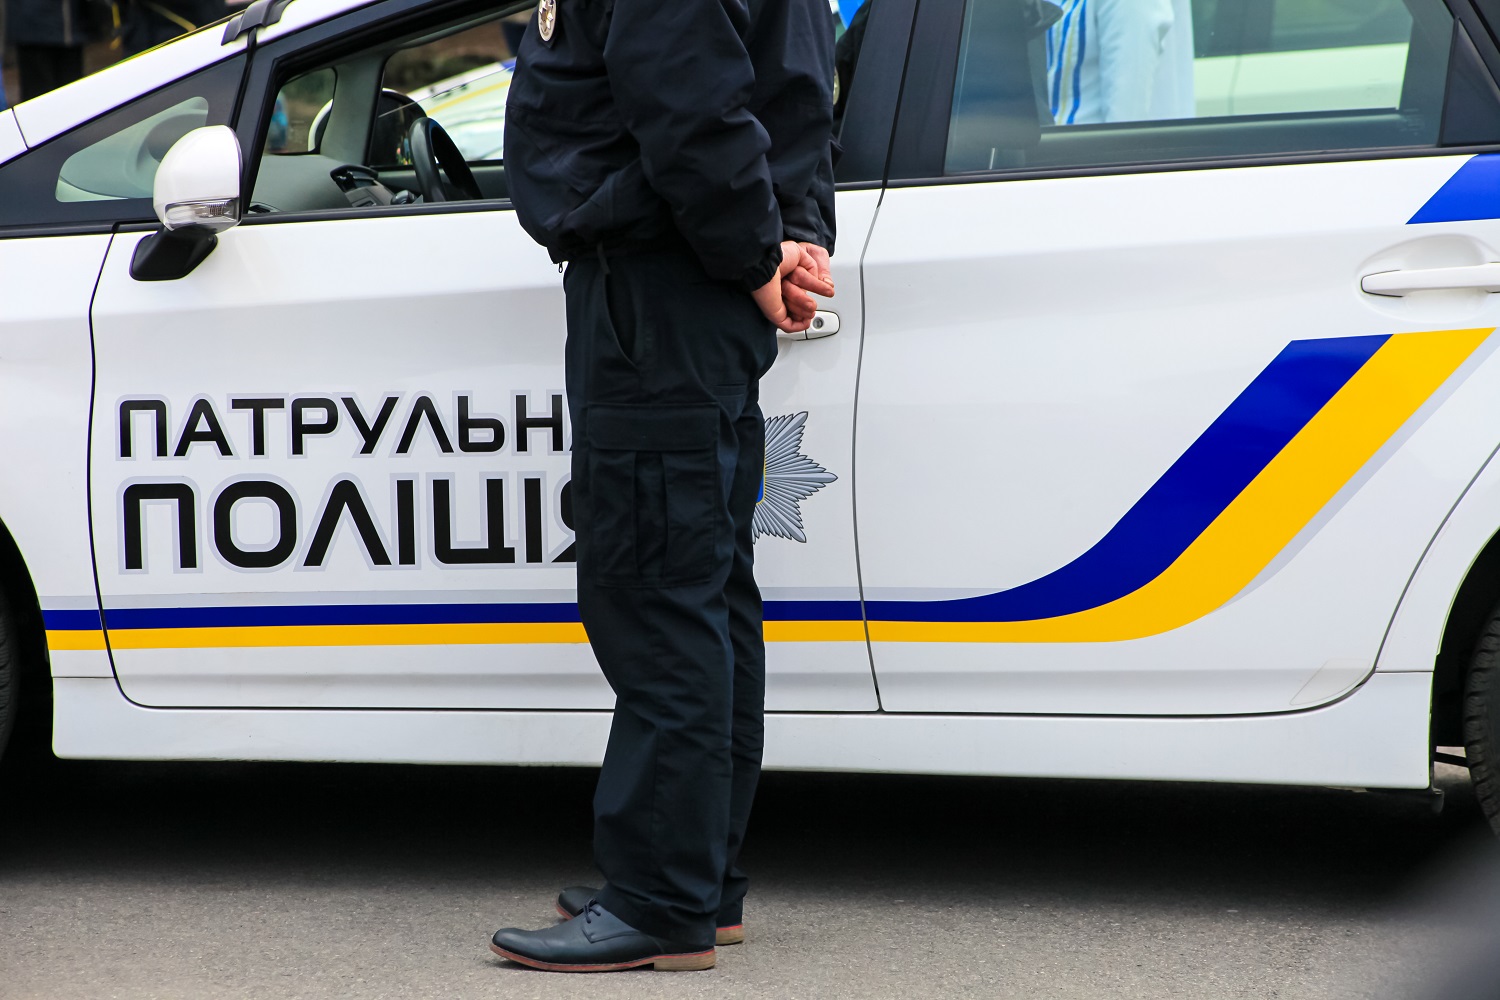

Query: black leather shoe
[491,901,715,972]
[556,886,746,946]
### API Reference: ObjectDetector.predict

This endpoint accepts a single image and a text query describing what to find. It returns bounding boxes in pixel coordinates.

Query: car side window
[246,6,523,216]
[57,97,211,203]
[0,57,244,232]
[266,68,338,156]
[945,0,1461,175]
[372,17,522,167]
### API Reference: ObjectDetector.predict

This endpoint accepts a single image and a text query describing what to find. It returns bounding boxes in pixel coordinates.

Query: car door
[856,0,1500,715]
[0,38,249,679]
[86,0,891,712]
[0,109,119,676]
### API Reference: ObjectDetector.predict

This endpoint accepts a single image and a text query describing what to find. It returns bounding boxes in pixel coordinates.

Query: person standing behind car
[7,0,92,100]
[1047,0,1195,124]
[490,0,837,975]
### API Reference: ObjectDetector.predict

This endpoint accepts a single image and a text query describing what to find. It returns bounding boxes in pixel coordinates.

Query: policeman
[489,0,837,975]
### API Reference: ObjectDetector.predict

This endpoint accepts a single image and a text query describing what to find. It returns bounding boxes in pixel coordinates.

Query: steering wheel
[407,117,482,202]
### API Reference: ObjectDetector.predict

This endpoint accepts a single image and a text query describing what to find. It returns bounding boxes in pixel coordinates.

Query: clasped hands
[751,240,834,334]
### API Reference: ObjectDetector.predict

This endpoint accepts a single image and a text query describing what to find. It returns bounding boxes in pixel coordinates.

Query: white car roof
[257,0,381,44]
[11,0,379,149]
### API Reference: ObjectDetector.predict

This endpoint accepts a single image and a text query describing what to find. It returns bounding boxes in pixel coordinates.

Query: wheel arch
[1379,439,1500,752]
[0,515,55,757]
[1433,530,1500,746]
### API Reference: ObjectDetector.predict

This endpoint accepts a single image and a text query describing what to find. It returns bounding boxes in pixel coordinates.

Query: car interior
[43,0,1465,219]
[945,0,1458,175]
[249,1,532,215]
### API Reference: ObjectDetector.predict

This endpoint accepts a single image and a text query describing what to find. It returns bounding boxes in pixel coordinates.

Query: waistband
[551,229,694,265]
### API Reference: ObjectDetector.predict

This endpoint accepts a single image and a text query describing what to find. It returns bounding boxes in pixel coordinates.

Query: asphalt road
[0,752,1494,1000]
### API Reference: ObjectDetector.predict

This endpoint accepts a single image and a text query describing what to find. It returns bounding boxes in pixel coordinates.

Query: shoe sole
[554,904,745,946]
[490,941,716,972]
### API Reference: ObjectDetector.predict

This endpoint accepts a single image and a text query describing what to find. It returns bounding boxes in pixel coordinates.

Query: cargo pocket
[587,404,721,588]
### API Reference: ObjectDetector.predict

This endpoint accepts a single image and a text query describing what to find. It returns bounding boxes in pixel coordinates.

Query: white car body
[1,0,1498,796]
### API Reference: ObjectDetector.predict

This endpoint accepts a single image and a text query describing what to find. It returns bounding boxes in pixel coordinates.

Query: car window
[56,97,211,203]
[371,17,520,167]
[246,4,526,216]
[266,68,338,156]
[1188,0,1420,117]
[1194,0,1414,56]
[0,57,244,231]
[945,0,1460,175]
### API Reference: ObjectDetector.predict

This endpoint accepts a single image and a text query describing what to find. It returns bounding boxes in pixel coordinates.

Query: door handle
[1361,263,1500,297]
[780,311,841,341]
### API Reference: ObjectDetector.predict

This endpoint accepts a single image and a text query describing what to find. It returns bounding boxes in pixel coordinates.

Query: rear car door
[856,0,1500,715]
[85,0,891,712]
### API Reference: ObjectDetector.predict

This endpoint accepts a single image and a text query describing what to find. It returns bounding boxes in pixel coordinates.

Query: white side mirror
[133,126,244,281]
[153,125,243,233]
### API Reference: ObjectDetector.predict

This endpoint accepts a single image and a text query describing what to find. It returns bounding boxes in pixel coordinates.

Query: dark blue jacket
[121,0,227,54]
[7,0,93,47]
[504,0,837,290]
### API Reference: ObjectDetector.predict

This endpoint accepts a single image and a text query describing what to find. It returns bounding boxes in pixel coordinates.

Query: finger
[798,245,834,293]
[787,288,816,319]
[776,240,804,280]
[797,243,831,287]
[752,277,790,327]
[755,296,789,327]
[773,297,808,332]
[782,280,818,317]
[800,243,832,285]
[780,277,816,316]
[785,266,835,297]
[788,248,818,274]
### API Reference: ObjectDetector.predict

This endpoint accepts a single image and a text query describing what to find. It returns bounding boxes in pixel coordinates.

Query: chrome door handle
[1361,263,1500,297]
[780,311,841,341]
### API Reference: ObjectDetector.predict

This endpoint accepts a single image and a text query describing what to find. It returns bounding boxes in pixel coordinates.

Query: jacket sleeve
[759,0,837,254]
[603,0,784,286]
[778,149,835,252]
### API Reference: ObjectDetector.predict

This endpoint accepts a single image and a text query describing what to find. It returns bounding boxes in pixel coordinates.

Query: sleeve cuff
[738,243,784,293]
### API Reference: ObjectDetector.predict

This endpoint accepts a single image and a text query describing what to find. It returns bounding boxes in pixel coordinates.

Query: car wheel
[1463,602,1500,836]
[0,592,16,766]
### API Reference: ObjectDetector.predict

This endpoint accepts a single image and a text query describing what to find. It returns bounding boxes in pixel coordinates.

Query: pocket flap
[588,404,717,451]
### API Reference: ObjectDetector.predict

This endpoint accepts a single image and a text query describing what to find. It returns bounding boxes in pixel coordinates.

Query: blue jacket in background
[504,0,837,289]
[7,0,93,47]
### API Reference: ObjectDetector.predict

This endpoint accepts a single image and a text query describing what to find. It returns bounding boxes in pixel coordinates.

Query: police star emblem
[754,412,837,543]
[537,0,557,41]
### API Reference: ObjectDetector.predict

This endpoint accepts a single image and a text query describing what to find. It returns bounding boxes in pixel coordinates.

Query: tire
[0,589,16,766]
[1463,602,1500,836]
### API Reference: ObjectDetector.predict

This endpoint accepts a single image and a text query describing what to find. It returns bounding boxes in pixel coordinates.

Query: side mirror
[131,125,244,282]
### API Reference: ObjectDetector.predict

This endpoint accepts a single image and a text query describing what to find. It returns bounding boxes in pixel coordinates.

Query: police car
[5,0,1500,834]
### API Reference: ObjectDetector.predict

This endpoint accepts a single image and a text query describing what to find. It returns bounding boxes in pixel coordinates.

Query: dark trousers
[563,248,777,949]
[15,45,83,101]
